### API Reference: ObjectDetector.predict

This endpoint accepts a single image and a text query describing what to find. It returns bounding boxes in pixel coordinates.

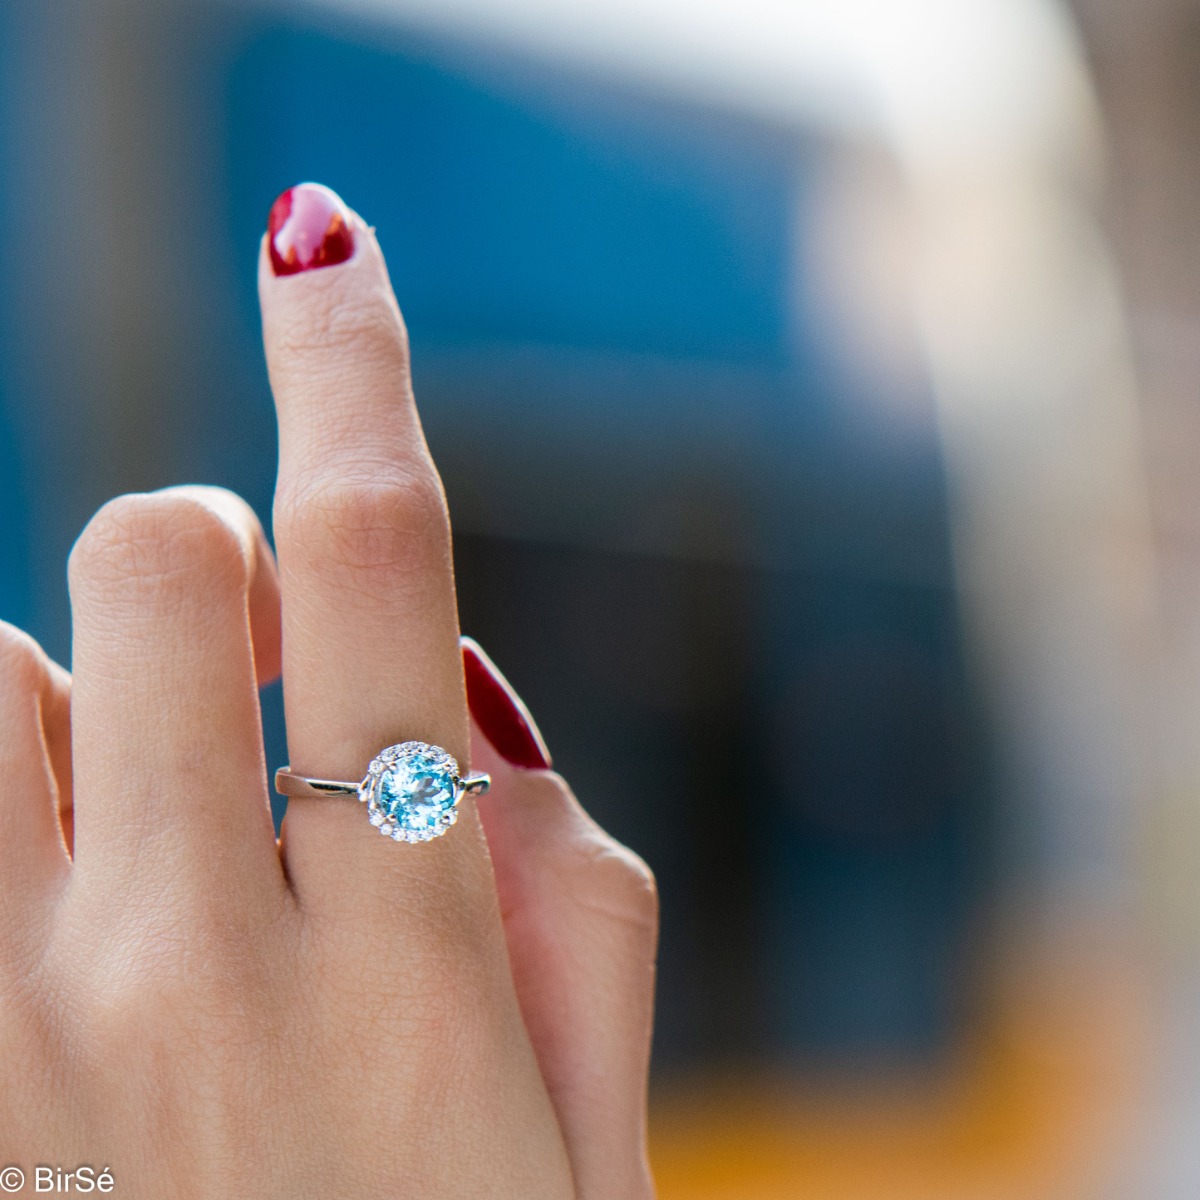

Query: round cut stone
[374,746,458,837]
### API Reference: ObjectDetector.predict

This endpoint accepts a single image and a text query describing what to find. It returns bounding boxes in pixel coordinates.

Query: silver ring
[275,740,490,843]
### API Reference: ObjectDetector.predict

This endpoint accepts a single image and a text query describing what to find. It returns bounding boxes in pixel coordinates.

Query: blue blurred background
[4,0,1189,1194]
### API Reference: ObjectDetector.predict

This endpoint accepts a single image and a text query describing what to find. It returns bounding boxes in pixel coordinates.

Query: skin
[0,208,658,1198]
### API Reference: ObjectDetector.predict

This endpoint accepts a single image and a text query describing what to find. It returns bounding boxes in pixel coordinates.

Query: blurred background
[2,0,1197,1193]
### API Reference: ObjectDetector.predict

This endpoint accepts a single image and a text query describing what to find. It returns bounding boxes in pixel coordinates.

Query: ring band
[275,741,490,843]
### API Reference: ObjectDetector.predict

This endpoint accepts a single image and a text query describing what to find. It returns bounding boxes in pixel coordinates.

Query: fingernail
[267,183,356,276]
[462,637,552,771]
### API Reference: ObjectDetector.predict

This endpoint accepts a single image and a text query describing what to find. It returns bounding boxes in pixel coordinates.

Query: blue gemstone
[377,749,458,835]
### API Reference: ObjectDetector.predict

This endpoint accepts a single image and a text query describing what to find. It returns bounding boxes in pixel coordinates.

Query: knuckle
[69,491,247,600]
[275,471,449,583]
[0,623,49,696]
[571,833,659,932]
[68,901,277,1044]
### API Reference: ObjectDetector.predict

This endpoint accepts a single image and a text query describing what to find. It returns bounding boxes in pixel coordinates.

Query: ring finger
[260,184,505,959]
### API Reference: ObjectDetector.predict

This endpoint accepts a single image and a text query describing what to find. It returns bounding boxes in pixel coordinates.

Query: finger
[465,639,658,1200]
[68,486,284,904]
[0,623,71,910]
[261,191,567,1182]
[260,184,489,926]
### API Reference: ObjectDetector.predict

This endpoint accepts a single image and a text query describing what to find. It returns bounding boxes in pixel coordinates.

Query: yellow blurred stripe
[650,932,1146,1200]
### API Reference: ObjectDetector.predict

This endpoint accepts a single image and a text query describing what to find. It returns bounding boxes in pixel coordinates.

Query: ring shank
[274,768,491,800]
[274,770,359,800]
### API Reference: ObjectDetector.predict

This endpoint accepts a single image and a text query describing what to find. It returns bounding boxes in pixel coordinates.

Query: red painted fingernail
[462,638,552,771]
[267,183,355,276]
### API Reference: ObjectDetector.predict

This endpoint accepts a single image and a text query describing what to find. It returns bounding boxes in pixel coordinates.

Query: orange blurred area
[651,926,1148,1199]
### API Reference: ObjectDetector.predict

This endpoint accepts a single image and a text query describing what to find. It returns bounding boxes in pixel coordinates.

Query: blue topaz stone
[361,742,462,842]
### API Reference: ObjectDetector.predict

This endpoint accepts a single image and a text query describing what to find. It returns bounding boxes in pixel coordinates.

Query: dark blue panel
[222,22,795,366]
[0,1,987,1070]
[0,0,33,631]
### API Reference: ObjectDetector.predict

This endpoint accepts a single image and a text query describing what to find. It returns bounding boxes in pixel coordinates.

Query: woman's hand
[0,184,657,1199]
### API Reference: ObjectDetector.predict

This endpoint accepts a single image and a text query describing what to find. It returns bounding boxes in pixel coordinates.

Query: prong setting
[361,741,467,843]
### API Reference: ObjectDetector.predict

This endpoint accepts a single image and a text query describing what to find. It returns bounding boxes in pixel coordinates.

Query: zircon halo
[360,741,464,842]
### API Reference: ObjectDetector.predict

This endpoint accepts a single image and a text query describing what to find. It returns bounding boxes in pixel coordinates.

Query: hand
[0,184,657,1199]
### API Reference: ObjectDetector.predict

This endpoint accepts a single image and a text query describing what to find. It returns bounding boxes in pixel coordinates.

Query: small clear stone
[369,810,384,827]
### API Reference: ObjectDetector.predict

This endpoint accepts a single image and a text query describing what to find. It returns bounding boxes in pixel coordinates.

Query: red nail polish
[267,183,355,276]
[462,638,552,771]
